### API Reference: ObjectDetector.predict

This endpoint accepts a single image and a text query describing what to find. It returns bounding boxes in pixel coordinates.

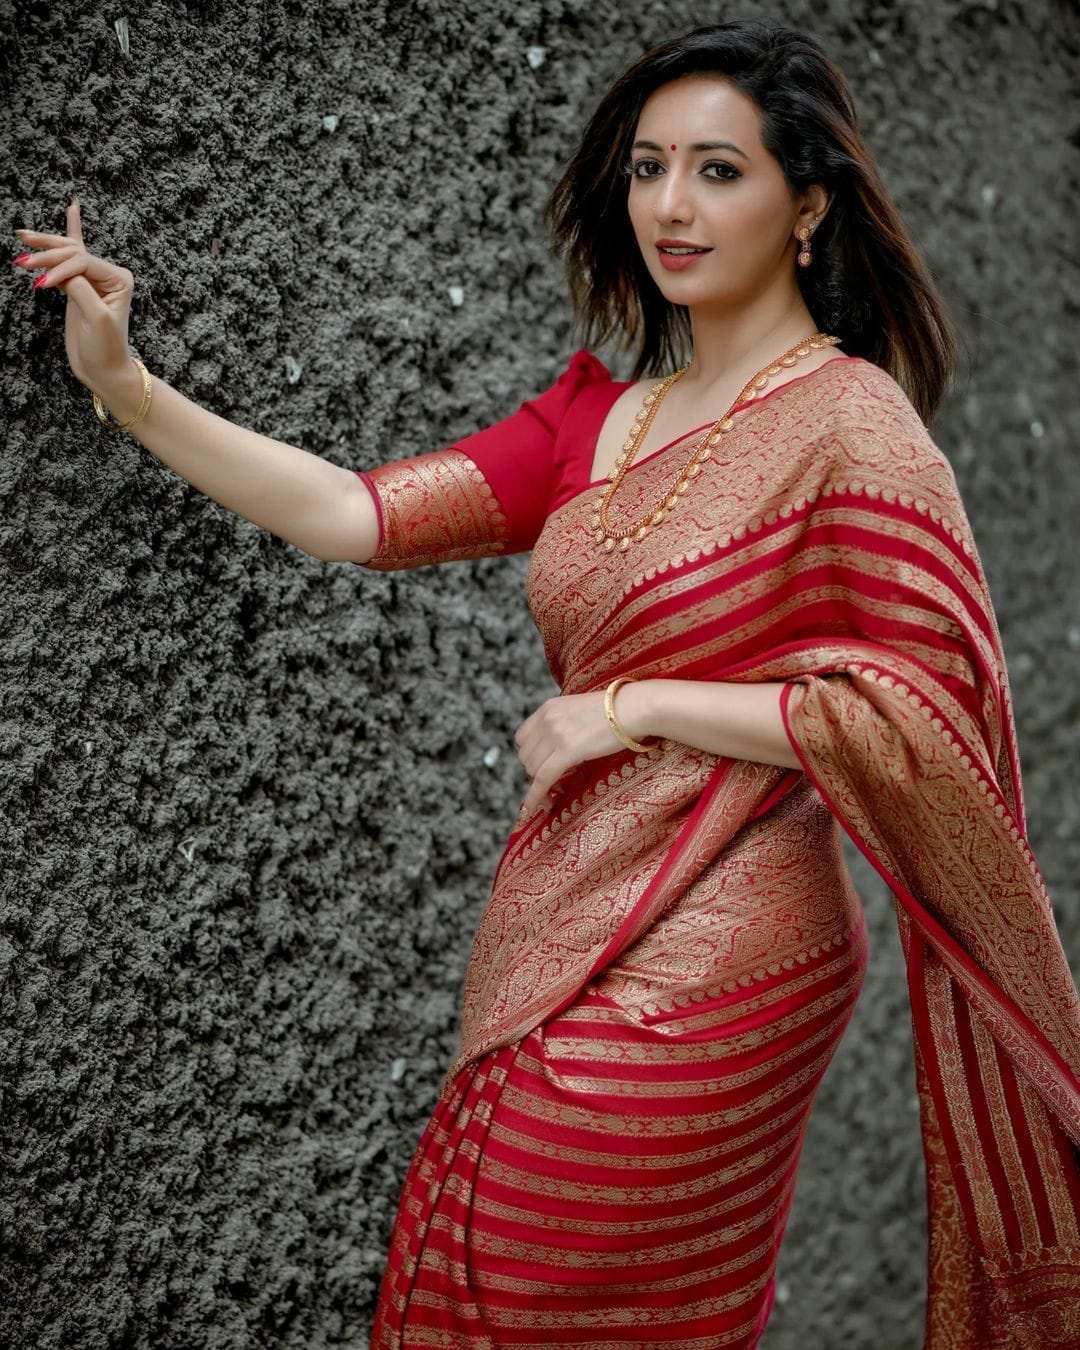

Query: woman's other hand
[14,199,136,394]
[513,684,653,820]
[513,678,803,822]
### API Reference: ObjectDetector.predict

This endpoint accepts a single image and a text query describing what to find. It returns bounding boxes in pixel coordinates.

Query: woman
[15,18,1079,1349]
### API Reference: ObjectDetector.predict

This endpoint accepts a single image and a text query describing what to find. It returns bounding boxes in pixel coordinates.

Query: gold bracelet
[92,356,152,432]
[604,676,658,753]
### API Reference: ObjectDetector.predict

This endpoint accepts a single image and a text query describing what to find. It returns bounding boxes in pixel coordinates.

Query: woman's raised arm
[77,358,377,564]
[15,200,376,564]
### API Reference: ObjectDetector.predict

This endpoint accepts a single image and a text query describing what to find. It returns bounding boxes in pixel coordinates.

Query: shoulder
[535,346,614,408]
[810,357,960,503]
[540,348,614,398]
[510,348,616,437]
[563,348,613,384]
[809,355,926,439]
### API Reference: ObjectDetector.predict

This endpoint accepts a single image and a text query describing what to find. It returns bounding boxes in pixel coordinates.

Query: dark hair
[545,19,959,425]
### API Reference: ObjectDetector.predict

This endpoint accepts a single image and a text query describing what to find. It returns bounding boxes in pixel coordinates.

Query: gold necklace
[591,333,842,551]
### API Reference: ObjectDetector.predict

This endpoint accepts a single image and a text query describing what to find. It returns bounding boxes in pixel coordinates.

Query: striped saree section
[373,921,868,1347]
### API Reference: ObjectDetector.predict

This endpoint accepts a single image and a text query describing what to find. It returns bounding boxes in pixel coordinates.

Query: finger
[516,732,539,776]
[514,708,538,743]
[520,783,556,817]
[514,720,541,766]
[14,228,76,248]
[517,729,553,781]
[514,804,539,829]
[30,248,130,293]
[57,273,110,319]
[33,262,77,289]
[67,198,83,244]
[514,698,556,758]
[12,244,77,269]
[520,749,566,815]
[519,784,550,818]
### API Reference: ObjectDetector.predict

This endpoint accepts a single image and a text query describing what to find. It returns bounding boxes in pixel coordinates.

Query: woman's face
[627,74,823,309]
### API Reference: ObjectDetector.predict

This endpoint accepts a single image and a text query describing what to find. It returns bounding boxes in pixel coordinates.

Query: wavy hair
[545,19,959,424]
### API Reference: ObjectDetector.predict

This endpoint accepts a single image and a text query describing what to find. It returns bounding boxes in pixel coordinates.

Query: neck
[682,276,822,389]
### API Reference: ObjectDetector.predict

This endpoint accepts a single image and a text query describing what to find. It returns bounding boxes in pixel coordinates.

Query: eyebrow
[632,138,749,160]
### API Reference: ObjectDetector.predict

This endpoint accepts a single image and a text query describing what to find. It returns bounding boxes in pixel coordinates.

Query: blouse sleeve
[353,349,612,570]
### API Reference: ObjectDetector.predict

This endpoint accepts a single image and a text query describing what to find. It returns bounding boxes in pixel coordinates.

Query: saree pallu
[355,351,1080,1347]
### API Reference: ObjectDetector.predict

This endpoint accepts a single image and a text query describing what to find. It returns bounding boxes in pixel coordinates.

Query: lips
[656,239,712,255]
[656,241,713,272]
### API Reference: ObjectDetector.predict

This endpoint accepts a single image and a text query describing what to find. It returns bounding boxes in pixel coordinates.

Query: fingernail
[31,272,48,289]
[12,253,31,264]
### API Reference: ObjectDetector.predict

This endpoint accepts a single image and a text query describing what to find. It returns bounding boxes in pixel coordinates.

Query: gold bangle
[604,676,658,754]
[92,356,152,432]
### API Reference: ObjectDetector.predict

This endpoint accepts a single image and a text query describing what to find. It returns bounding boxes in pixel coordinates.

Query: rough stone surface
[1,2,1077,1347]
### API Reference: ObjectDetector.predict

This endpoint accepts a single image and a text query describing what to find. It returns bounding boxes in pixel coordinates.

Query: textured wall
[1,1,1077,1346]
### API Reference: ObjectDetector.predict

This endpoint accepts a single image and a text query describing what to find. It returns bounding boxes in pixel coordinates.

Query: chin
[650,274,720,304]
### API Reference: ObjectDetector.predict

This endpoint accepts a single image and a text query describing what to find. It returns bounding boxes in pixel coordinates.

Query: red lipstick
[656,238,712,271]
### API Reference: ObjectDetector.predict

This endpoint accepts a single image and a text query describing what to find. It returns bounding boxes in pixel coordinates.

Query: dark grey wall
[2,2,1077,1347]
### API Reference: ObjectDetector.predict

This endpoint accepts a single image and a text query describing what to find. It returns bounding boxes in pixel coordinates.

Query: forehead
[635,75,762,143]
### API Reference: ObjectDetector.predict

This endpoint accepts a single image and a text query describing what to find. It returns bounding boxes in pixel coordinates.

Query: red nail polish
[31,272,48,288]
[12,253,31,263]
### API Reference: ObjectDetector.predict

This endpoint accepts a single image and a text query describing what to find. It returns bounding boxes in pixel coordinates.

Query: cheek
[730,187,791,240]
[627,186,648,238]
[627,193,659,260]
[705,195,788,266]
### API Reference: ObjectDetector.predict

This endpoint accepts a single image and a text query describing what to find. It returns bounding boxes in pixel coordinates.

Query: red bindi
[670,144,677,151]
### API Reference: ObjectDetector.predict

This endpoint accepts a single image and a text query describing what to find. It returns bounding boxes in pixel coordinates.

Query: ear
[794,183,831,239]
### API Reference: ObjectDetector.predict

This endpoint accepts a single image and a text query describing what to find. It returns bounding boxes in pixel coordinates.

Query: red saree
[354,350,1080,1347]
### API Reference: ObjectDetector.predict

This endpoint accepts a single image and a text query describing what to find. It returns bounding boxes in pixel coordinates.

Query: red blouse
[353,350,631,569]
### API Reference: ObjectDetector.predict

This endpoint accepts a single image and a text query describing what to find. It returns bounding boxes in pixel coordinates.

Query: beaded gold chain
[591,332,842,551]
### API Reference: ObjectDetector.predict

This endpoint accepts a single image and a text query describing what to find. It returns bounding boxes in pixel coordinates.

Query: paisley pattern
[359,449,509,568]
[361,355,1080,1347]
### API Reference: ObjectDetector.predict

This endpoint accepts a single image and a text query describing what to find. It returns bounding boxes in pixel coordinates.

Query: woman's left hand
[513,687,651,819]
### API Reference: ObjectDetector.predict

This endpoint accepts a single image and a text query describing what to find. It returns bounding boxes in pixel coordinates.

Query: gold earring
[796,227,812,267]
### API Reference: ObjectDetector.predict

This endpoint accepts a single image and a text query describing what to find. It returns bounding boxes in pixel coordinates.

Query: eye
[628,157,663,179]
[702,161,740,181]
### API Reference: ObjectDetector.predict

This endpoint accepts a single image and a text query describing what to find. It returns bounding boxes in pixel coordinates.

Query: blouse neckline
[585,354,864,488]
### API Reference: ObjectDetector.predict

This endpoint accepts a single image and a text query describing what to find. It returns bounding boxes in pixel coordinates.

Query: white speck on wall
[981,183,998,208]
[448,285,465,307]
[390,1057,408,1083]
[321,114,340,132]
[483,746,500,768]
[1030,420,1044,439]
[283,354,302,384]
[525,46,546,69]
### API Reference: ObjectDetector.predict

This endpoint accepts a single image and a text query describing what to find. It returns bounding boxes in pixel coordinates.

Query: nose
[653,165,694,226]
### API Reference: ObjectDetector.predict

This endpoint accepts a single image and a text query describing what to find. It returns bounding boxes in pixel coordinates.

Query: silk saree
[354,350,1080,1347]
